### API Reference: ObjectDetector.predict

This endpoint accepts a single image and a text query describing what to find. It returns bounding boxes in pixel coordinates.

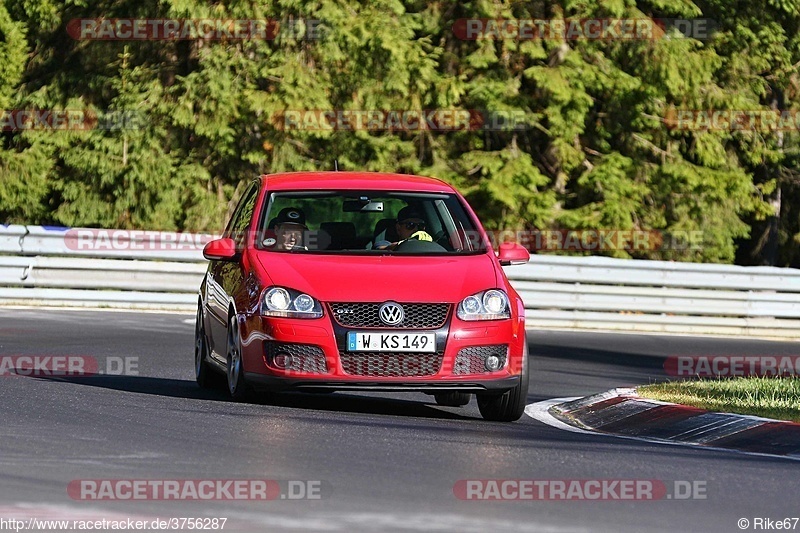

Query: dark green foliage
[1,0,799,264]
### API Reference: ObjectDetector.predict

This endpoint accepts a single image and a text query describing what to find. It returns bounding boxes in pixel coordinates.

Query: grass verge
[637,377,800,423]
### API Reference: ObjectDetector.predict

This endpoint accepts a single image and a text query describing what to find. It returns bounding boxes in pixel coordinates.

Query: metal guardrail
[2,225,800,338]
[511,256,800,338]
[0,225,207,311]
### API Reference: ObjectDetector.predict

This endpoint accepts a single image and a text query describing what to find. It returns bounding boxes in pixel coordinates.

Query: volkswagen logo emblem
[378,302,404,326]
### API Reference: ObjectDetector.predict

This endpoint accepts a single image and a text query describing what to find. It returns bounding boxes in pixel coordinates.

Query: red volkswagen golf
[195,171,531,421]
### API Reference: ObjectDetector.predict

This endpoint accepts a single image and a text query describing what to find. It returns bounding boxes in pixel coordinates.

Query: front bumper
[238,307,525,393]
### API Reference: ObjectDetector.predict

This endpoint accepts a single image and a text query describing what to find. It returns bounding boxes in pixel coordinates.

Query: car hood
[254,252,501,302]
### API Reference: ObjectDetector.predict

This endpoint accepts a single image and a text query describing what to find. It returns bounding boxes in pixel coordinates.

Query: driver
[374,206,433,250]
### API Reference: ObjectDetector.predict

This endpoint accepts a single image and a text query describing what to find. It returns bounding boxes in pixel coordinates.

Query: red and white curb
[525,388,800,460]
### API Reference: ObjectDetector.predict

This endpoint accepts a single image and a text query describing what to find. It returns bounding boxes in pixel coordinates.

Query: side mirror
[497,242,530,266]
[203,238,239,261]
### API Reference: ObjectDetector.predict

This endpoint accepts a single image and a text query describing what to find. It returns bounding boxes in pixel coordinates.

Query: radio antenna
[334,160,339,171]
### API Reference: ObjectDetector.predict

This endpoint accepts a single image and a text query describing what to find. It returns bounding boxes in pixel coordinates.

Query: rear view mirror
[343,198,384,212]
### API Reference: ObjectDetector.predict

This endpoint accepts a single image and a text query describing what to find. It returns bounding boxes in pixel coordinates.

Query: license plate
[347,331,436,353]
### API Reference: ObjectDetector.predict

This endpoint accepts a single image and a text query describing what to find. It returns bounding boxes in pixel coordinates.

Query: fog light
[485,355,502,372]
[273,352,294,369]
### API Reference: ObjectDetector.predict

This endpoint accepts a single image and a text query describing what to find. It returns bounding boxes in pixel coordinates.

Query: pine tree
[1,0,799,265]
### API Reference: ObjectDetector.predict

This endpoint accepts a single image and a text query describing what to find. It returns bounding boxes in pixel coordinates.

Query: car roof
[259,171,455,193]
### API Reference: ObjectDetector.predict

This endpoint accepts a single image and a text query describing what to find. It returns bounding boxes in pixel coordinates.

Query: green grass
[638,377,800,423]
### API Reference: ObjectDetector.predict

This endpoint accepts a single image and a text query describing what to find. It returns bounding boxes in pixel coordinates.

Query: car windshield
[258,191,489,254]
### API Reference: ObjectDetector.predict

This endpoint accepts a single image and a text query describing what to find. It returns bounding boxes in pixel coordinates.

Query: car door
[206,180,260,363]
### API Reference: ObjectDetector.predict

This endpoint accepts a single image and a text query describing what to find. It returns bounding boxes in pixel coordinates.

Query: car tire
[433,392,471,407]
[195,303,218,389]
[226,315,253,402]
[477,340,529,422]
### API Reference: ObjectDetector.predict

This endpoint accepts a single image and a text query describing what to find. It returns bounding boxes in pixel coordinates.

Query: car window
[226,181,259,249]
[257,191,488,254]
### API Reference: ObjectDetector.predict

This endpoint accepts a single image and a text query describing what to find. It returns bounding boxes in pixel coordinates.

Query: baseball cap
[396,205,424,222]
[271,207,307,228]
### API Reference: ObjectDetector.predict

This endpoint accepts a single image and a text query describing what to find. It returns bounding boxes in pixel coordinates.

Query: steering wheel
[395,238,448,253]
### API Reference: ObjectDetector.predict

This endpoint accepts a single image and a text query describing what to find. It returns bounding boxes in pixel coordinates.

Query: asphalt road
[0,308,799,532]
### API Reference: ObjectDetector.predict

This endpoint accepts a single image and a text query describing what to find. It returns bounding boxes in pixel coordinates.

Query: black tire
[226,314,253,402]
[434,391,471,407]
[195,303,217,388]
[477,341,529,422]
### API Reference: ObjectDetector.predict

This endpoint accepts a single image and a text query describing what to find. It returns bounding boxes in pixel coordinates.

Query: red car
[195,171,531,421]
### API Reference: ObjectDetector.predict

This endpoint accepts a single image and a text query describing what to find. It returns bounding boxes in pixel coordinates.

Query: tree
[1,0,798,266]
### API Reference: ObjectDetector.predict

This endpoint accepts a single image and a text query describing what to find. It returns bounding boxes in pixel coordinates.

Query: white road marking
[223,510,589,532]
[0,503,157,521]
[524,397,593,435]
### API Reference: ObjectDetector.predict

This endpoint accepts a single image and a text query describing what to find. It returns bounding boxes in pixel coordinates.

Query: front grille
[340,351,443,377]
[265,342,328,374]
[329,303,450,329]
[453,345,508,375]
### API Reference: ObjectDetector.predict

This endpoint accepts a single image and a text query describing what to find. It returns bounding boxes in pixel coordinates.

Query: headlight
[457,290,510,321]
[293,293,315,313]
[262,287,323,318]
[265,287,291,311]
[483,290,507,314]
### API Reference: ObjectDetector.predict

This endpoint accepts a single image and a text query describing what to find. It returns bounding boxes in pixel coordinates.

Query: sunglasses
[399,220,425,230]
